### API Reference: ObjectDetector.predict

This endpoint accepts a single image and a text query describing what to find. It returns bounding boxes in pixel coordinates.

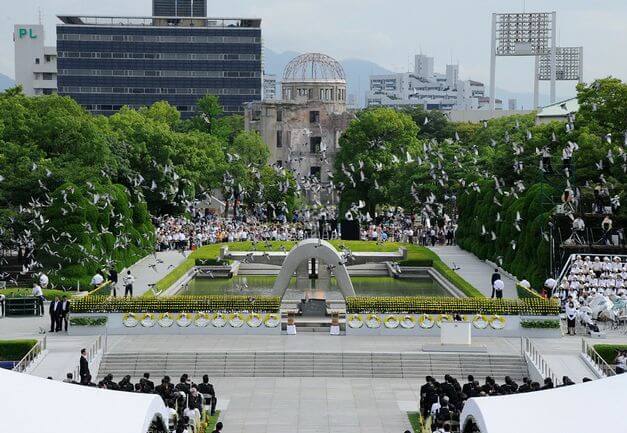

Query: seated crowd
[62,372,218,433]
[420,374,580,432]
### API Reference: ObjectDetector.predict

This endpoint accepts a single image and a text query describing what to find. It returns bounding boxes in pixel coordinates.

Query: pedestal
[440,322,471,345]
[287,324,297,335]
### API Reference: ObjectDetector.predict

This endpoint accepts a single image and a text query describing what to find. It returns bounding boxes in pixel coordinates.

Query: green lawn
[152,241,482,298]
[0,339,38,361]
[407,412,423,433]
[202,410,221,433]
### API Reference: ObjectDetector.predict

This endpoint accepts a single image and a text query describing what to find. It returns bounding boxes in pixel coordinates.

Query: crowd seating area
[63,372,217,433]
[420,374,580,433]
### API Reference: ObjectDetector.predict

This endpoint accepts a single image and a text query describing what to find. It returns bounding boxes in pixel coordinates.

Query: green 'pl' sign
[18,28,37,39]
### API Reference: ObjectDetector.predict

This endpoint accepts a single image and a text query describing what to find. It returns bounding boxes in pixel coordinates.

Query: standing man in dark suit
[109,266,118,297]
[61,296,71,332]
[49,296,62,332]
[79,348,90,384]
[197,374,217,416]
[491,268,501,298]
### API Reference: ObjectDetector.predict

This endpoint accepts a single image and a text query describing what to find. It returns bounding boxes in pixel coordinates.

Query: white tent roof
[0,367,169,433]
[460,373,627,433]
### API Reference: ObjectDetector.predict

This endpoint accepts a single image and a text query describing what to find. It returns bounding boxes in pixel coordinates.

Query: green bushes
[0,288,76,301]
[195,258,230,266]
[0,339,38,361]
[86,281,113,297]
[593,344,627,366]
[520,319,561,328]
[346,296,559,316]
[69,316,108,326]
[516,283,543,299]
[71,295,281,313]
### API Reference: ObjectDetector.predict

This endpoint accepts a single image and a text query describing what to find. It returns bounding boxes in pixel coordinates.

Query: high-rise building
[56,15,262,117]
[153,0,207,17]
[13,24,57,96]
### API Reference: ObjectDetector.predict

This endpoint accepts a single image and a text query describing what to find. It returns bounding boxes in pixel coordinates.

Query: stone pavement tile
[328,427,361,433]
[329,413,360,427]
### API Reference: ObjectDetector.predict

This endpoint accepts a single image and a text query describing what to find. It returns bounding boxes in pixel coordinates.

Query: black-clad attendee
[109,266,118,297]
[79,348,90,383]
[63,373,78,384]
[211,422,223,433]
[61,295,70,332]
[49,296,62,332]
[490,268,501,298]
[197,374,217,416]
[140,372,155,392]
[81,374,97,387]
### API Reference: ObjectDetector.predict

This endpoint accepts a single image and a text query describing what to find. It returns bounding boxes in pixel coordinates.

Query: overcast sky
[2,0,626,94]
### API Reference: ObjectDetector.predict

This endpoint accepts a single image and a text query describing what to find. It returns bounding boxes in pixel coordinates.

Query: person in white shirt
[123,271,135,298]
[565,301,578,335]
[32,283,45,316]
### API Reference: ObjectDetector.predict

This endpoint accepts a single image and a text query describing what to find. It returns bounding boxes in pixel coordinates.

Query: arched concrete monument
[272,239,355,298]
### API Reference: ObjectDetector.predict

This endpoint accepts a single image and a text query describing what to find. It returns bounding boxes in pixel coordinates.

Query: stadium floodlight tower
[534,46,583,108]
[489,11,557,110]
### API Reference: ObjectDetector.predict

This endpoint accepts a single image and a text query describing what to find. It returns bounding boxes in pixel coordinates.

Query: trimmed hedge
[516,284,543,299]
[0,339,38,361]
[346,296,559,315]
[86,281,113,298]
[71,295,281,313]
[69,316,108,326]
[520,319,561,328]
[593,344,627,366]
[0,288,75,301]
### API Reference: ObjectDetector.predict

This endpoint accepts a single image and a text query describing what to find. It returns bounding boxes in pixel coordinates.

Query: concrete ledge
[422,344,488,353]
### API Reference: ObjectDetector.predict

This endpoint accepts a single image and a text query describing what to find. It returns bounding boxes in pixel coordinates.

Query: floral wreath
[263,313,281,328]
[435,314,453,327]
[194,312,210,327]
[140,313,155,327]
[384,315,400,328]
[400,315,416,329]
[247,313,263,328]
[122,313,138,327]
[212,312,227,327]
[176,312,192,327]
[489,315,506,329]
[365,314,382,328]
[229,312,245,328]
[472,314,489,329]
[157,313,174,327]
[347,314,364,328]
[418,314,435,329]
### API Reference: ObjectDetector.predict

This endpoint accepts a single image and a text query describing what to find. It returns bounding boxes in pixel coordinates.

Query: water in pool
[181,275,449,300]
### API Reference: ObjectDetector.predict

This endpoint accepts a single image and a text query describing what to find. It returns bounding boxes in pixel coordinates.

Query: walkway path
[120,250,189,296]
[429,245,518,298]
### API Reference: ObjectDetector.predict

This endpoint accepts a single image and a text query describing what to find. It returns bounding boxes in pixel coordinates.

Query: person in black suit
[140,372,155,392]
[462,375,474,398]
[79,348,90,384]
[109,266,118,297]
[197,374,217,416]
[491,268,501,298]
[49,296,63,332]
[61,296,70,332]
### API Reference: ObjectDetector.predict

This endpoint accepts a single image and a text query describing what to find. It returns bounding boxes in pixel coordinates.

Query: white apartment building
[367,54,502,111]
[14,25,57,96]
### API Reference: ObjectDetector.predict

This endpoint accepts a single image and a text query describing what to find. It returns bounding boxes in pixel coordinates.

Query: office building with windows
[13,24,57,96]
[56,15,262,117]
[153,0,207,18]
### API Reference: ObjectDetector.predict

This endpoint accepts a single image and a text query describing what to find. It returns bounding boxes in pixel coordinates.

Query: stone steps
[97,351,528,382]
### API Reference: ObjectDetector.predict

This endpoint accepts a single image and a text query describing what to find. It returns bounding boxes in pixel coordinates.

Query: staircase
[97,351,528,382]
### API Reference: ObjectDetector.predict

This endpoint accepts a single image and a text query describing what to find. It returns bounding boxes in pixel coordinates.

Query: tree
[196,95,223,133]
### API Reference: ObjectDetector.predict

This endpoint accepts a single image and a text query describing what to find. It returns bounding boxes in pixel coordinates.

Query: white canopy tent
[0,367,170,433]
[460,373,627,433]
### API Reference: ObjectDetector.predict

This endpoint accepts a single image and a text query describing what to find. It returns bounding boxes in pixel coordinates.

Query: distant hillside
[0,73,15,91]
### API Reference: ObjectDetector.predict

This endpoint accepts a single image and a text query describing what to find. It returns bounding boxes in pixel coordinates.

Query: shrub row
[69,316,108,326]
[520,319,561,328]
[0,288,75,301]
[593,344,627,366]
[516,283,543,299]
[345,296,559,316]
[0,339,38,361]
[71,295,282,313]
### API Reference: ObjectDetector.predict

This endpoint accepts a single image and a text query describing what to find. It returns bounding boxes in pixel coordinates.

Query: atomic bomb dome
[283,53,346,82]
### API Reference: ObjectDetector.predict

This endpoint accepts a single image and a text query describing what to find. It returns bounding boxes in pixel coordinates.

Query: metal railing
[13,336,46,373]
[581,338,616,377]
[522,337,560,386]
[72,335,105,381]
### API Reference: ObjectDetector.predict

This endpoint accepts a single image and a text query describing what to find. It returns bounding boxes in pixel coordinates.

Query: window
[310,137,322,154]
[252,110,261,121]
[310,166,321,180]
[35,58,40,64]
[276,130,283,148]
[309,111,320,123]
[276,109,282,122]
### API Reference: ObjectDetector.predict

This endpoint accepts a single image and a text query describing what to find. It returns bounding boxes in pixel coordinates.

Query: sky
[2,0,626,96]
